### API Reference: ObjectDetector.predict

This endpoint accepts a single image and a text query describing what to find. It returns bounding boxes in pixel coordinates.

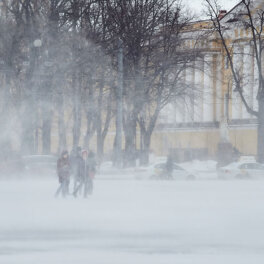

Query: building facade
[150,0,263,160]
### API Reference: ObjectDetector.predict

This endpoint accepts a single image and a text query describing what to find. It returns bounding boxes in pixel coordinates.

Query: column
[194,58,204,122]
[185,65,194,123]
[242,44,252,119]
[231,45,242,119]
[253,52,259,113]
[203,54,214,122]
[215,54,222,121]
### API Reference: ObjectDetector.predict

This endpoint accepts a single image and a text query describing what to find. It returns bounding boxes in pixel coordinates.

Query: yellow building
[150,1,264,160]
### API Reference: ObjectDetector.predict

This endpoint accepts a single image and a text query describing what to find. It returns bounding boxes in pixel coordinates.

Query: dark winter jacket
[70,154,85,181]
[57,153,70,182]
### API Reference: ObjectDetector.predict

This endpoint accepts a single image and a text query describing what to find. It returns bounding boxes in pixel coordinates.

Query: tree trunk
[123,117,137,167]
[97,85,103,161]
[0,73,12,156]
[139,104,160,165]
[21,98,35,154]
[257,98,264,162]
[84,126,93,151]
[42,106,52,154]
[84,83,96,150]
[58,94,67,154]
[140,131,151,165]
[21,44,38,154]
[72,71,81,148]
[97,114,104,161]
[42,81,53,154]
[72,15,81,149]
[97,133,104,162]
[100,92,113,162]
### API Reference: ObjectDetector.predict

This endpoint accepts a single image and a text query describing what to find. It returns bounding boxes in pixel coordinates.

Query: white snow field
[1,177,264,264]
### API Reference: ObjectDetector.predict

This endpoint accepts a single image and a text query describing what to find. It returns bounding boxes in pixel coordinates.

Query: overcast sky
[185,0,241,18]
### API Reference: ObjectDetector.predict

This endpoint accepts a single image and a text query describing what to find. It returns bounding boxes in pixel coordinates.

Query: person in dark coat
[71,146,84,194]
[72,147,85,197]
[55,150,70,197]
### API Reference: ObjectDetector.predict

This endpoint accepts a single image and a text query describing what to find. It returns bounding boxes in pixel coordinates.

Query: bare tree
[0,12,21,156]
[0,0,199,164]
[105,0,198,166]
[2,0,43,155]
[80,0,115,160]
[136,4,199,164]
[40,0,68,154]
[205,0,264,161]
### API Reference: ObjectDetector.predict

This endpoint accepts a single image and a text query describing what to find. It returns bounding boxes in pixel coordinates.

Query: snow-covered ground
[1,177,264,264]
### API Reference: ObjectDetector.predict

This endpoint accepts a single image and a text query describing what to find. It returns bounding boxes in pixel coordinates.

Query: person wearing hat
[72,147,86,197]
[55,150,71,197]
[71,146,84,195]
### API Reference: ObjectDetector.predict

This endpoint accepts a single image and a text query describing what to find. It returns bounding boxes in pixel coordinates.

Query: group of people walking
[55,147,96,198]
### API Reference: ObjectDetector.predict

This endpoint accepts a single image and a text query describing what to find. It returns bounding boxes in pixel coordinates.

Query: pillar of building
[194,58,204,122]
[203,54,214,122]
